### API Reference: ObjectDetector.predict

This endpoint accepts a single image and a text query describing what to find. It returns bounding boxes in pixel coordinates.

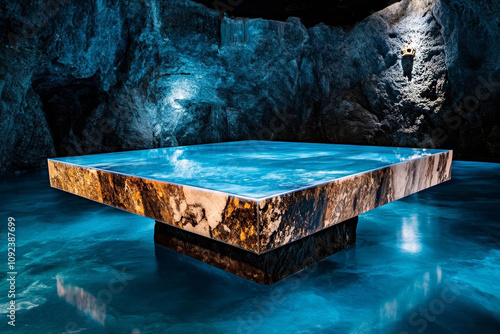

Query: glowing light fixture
[401,43,416,57]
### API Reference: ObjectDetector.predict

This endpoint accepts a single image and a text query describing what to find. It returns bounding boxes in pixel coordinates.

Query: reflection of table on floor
[48,141,452,284]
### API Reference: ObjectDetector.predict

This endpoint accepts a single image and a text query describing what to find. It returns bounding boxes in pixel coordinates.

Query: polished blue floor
[0,161,499,334]
[50,141,449,199]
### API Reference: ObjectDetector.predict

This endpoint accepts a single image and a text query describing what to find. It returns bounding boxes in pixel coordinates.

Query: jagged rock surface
[0,0,499,177]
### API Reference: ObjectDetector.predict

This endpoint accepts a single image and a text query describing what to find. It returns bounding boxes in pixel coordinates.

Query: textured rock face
[434,0,500,158]
[0,0,499,177]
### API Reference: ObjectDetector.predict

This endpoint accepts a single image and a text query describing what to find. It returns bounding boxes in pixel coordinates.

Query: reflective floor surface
[0,160,499,333]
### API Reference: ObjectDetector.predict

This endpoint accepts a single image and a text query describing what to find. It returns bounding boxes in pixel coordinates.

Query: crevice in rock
[193,0,402,27]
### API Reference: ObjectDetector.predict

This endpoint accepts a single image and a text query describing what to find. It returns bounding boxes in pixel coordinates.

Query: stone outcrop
[1,0,499,177]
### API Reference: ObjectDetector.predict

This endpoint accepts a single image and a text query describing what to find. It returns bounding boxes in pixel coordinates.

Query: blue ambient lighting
[167,77,197,109]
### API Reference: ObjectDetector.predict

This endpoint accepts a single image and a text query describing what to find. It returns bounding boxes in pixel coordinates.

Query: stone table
[48,141,452,284]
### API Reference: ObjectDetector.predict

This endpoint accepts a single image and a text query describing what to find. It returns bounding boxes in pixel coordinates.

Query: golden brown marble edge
[47,159,55,188]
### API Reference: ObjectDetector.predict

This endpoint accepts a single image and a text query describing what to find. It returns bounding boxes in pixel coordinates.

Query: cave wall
[0,0,499,177]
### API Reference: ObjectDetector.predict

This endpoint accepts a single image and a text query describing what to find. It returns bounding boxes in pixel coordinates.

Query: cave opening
[32,73,108,157]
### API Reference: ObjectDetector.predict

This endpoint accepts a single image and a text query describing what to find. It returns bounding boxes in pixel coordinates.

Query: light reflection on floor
[56,276,106,326]
[400,215,422,254]
[0,161,499,334]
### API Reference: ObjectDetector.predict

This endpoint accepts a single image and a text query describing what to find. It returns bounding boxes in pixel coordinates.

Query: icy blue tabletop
[50,140,449,199]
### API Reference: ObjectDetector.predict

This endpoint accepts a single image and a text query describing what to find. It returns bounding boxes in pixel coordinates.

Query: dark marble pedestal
[154,216,358,284]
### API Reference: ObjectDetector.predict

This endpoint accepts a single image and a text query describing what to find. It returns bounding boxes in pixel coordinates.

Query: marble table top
[48,141,453,254]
